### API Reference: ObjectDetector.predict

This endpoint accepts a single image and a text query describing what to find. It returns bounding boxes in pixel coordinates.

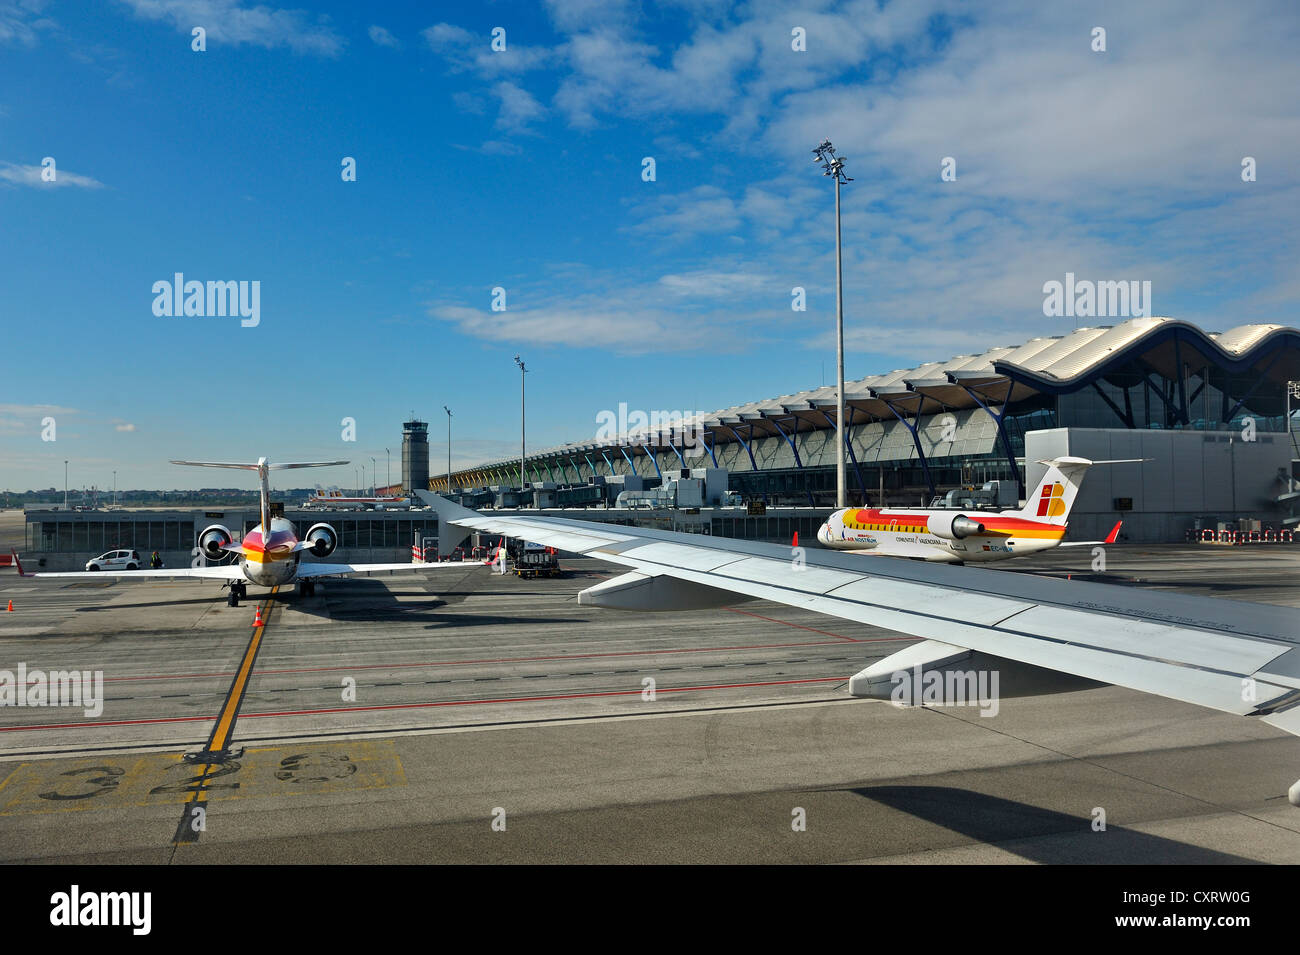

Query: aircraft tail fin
[415,490,479,556]
[1020,457,1145,526]
[173,458,347,533]
[1020,457,1094,526]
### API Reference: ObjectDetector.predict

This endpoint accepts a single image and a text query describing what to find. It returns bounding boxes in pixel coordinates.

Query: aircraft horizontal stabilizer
[171,460,348,470]
[269,461,350,470]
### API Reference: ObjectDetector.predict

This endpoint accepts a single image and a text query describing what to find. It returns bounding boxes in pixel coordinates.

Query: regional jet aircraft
[818,456,1123,563]
[425,492,1300,807]
[11,458,479,605]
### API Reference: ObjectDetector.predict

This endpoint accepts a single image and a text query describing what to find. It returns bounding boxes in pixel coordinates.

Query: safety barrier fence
[1187,527,1296,544]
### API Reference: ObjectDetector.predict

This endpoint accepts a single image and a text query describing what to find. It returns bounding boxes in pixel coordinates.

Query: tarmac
[1,509,1298,864]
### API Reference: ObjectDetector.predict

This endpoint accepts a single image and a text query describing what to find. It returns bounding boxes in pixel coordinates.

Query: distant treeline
[2,488,322,508]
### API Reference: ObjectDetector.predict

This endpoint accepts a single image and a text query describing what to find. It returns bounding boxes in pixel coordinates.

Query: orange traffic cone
[5,599,11,612]
[253,606,263,627]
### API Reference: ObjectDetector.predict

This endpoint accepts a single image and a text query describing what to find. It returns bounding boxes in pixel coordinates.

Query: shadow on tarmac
[300,577,588,628]
[850,785,1257,863]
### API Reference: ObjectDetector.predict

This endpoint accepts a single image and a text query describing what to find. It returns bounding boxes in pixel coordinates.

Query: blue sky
[1,0,1297,491]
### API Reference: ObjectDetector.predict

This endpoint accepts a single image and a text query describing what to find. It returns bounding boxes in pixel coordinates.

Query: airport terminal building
[20,317,1300,562]
[437,317,1300,541]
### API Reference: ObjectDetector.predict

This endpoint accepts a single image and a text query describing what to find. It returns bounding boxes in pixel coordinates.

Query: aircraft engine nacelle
[926,513,985,540]
[304,522,338,558]
[198,524,233,561]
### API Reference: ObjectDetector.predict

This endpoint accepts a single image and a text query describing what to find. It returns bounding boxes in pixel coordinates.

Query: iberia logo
[1036,482,1066,517]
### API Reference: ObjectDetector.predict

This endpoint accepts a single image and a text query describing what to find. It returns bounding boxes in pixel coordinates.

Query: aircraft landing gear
[228,581,247,607]
[298,579,316,598]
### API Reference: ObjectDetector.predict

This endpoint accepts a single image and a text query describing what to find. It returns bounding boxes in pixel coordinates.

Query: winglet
[414,490,479,557]
[1103,520,1122,545]
[10,550,30,577]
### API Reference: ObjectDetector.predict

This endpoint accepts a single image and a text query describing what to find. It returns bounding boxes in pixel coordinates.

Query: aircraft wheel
[227,591,239,607]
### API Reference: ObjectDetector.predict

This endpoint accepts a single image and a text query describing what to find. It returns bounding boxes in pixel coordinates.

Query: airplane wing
[10,552,247,581]
[425,495,1300,803]
[296,561,485,579]
[9,551,481,582]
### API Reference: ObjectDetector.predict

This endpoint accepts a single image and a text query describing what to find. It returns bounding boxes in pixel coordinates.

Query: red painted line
[0,677,849,731]
[0,714,213,731]
[723,606,873,643]
[100,638,888,683]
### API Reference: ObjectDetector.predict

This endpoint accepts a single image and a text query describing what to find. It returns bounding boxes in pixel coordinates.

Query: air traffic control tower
[402,419,430,493]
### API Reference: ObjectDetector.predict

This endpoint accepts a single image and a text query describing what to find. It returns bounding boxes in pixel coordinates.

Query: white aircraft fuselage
[815,456,1121,564]
[817,506,1065,563]
[238,516,304,587]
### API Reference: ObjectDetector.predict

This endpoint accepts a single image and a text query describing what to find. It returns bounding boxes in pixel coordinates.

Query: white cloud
[0,162,104,188]
[422,21,551,77]
[552,30,665,129]
[492,81,546,133]
[0,0,54,46]
[425,2,1300,359]
[451,90,488,115]
[367,24,398,49]
[114,423,138,432]
[479,140,523,156]
[626,180,824,244]
[657,269,773,298]
[429,301,743,353]
[118,0,344,55]
[542,0,637,33]
[0,403,80,416]
[650,134,701,160]
[531,1,1297,352]
[542,0,963,131]
[766,2,1300,202]
[0,403,79,436]
[627,185,743,236]
[426,258,794,354]
[451,140,523,156]
[421,2,960,137]
[421,21,472,54]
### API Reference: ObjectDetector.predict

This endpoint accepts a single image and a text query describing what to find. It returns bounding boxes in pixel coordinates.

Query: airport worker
[150,550,163,568]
